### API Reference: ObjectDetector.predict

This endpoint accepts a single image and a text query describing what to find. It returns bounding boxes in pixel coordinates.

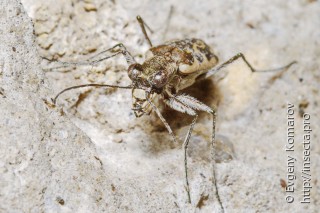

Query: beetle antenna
[53,83,132,104]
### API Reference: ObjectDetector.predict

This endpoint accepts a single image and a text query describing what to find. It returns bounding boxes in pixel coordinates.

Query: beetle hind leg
[205,52,297,79]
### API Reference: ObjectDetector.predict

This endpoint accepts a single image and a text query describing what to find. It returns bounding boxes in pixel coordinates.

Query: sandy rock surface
[1,0,319,212]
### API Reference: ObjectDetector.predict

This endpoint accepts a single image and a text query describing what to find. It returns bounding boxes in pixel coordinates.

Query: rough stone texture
[1,0,319,212]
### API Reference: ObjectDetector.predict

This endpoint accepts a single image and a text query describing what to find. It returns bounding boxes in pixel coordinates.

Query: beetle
[46,15,296,211]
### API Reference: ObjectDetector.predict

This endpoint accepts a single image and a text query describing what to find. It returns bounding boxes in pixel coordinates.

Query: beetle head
[128,61,169,117]
[128,59,170,91]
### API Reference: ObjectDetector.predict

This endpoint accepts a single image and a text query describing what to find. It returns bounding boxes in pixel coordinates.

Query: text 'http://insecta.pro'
[43,15,296,212]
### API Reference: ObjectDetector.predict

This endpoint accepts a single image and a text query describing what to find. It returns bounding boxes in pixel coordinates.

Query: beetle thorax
[142,56,176,77]
[138,56,176,90]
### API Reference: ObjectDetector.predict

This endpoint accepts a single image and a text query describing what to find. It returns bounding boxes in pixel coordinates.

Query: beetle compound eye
[128,63,143,80]
[129,69,140,80]
[152,72,167,88]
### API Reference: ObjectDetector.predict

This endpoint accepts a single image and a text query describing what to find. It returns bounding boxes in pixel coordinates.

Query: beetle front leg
[147,97,197,203]
[146,98,178,144]
[42,43,136,70]
[84,43,137,66]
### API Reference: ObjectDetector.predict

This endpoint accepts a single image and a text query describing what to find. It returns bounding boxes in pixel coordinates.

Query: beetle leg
[208,104,225,213]
[163,93,224,210]
[136,16,153,47]
[162,5,174,41]
[163,97,197,116]
[167,94,224,211]
[148,95,197,203]
[183,114,198,204]
[204,52,297,79]
[42,43,136,71]
[146,97,178,145]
